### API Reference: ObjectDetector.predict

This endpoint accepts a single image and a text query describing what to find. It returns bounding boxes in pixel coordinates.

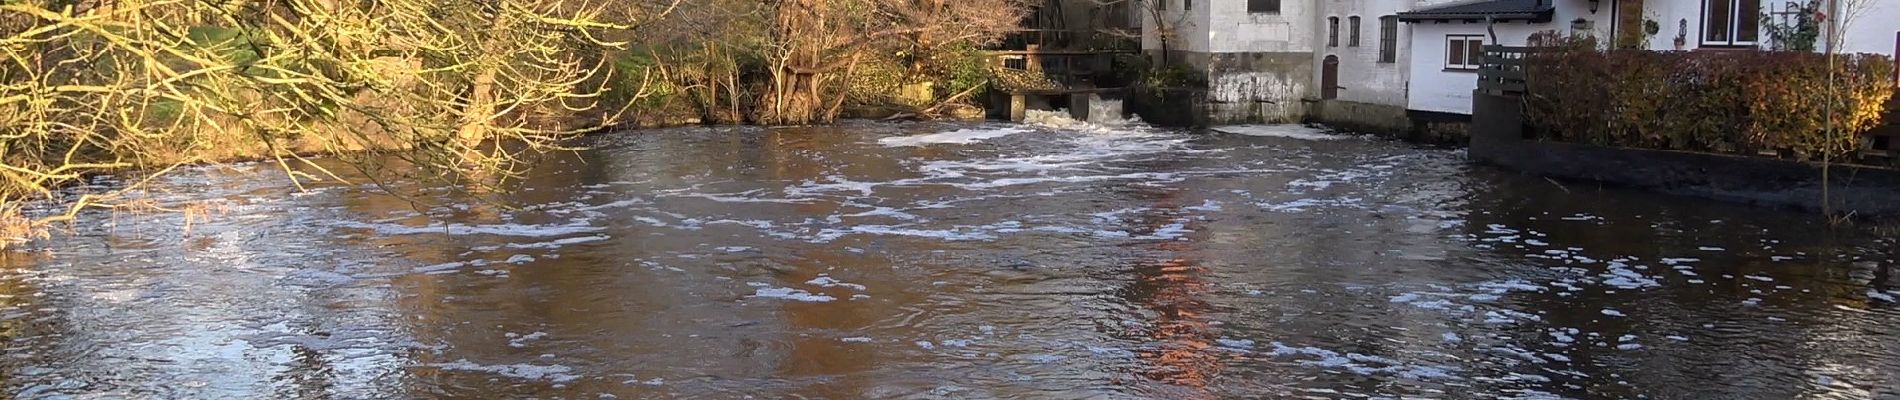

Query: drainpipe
[1312,0,1325,103]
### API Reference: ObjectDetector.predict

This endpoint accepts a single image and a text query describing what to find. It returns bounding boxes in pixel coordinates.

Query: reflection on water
[2,116,1898,399]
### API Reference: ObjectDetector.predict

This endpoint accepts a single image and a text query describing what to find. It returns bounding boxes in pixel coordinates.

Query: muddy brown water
[1,118,1897,399]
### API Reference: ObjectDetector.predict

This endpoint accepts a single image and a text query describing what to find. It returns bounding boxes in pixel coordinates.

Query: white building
[1307,0,1474,135]
[1134,0,1897,130]
[1140,0,1321,123]
[1399,0,1899,117]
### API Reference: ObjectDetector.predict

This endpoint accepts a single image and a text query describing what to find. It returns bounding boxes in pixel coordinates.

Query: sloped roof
[1396,0,1556,22]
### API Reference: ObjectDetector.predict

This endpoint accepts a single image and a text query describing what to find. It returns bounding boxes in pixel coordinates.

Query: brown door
[1321,55,1340,100]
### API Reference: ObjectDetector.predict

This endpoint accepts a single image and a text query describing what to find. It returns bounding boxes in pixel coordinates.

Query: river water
[2,115,1898,399]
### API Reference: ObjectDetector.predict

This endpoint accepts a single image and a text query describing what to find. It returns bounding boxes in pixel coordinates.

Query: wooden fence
[1477,45,1535,96]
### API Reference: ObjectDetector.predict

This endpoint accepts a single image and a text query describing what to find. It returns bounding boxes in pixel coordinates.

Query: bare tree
[1133,0,1192,65]
[0,0,668,246]
[754,0,1025,125]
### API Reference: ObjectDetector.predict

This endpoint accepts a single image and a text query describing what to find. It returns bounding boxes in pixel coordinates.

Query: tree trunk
[457,11,512,146]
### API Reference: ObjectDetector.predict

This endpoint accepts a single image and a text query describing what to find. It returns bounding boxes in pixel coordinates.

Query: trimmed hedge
[1522,40,1895,161]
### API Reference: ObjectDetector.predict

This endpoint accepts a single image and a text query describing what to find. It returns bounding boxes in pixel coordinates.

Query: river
[2,114,1897,399]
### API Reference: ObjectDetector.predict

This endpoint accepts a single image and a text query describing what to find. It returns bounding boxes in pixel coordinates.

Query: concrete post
[1009,94,1027,122]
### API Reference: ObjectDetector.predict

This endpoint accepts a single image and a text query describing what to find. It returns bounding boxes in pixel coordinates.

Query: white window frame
[1446,35,1484,71]
[1701,0,1761,47]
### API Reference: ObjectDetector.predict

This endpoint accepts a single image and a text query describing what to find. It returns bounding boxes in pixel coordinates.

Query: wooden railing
[1477,45,1534,96]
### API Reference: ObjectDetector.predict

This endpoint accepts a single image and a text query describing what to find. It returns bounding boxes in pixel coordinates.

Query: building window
[1328,17,1340,47]
[1702,0,1761,46]
[1154,0,1164,11]
[1379,16,1398,63]
[1248,0,1280,14]
[1348,16,1361,47]
[1446,35,1484,71]
[1184,0,1191,10]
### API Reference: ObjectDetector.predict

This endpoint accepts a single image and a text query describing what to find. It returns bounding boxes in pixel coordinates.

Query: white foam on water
[806,276,867,291]
[1215,338,1256,350]
[1130,219,1194,240]
[1870,290,1897,303]
[507,331,548,348]
[808,224,999,243]
[424,360,579,383]
[1023,109,1146,132]
[332,220,602,238]
[1602,263,1661,289]
[506,235,611,250]
[842,206,921,221]
[415,261,471,274]
[673,192,816,204]
[1262,197,1365,212]
[1182,200,1222,212]
[879,127,1030,147]
[1215,125,1350,141]
[957,172,1182,189]
[748,285,836,302]
[1601,308,1626,317]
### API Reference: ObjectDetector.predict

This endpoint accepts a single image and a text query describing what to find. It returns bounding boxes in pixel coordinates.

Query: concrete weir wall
[1125,86,1208,128]
[1141,51,1311,126]
[1469,91,1900,217]
[1309,100,1409,136]
[1203,52,1311,124]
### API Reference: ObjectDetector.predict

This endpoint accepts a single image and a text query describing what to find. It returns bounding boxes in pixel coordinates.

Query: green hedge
[1523,41,1896,161]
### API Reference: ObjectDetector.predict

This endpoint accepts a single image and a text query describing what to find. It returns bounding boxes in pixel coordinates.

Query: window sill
[1443,68,1479,73]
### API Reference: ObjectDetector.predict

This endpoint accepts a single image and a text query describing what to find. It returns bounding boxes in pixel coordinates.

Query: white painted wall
[1207,0,1320,53]
[1142,0,1319,54]
[1627,0,1897,55]
[1631,0,1707,50]
[1404,0,1607,114]
[1315,1,1411,108]
[1141,0,1212,52]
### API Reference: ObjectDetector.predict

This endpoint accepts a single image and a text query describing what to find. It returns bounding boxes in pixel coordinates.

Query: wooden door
[1321,55,1340,100]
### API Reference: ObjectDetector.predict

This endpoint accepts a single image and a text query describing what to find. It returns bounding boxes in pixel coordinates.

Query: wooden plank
[1478,80,1526,92]
[1480,70,1526,80]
